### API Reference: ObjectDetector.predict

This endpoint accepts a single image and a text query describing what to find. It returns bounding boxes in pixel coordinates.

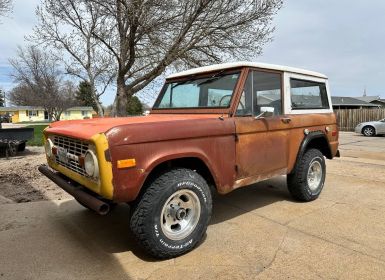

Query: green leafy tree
[0,89,5,107]
[75,81,99,113]
[126,96,143,116]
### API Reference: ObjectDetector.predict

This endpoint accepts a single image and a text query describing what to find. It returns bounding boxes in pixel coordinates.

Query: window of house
[236,70,282,116]
[26,110,38,117]
[290,79,329,109]
[65,111,71,117]
[81,111,88,117]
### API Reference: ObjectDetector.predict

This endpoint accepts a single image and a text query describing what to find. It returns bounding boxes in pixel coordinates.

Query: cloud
[260,0,385,98]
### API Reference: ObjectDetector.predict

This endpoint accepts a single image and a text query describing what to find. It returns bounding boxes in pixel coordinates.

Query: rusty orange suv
[39,62,339,258]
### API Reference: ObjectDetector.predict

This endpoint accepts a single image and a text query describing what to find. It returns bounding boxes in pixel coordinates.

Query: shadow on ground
[55,176,290,260]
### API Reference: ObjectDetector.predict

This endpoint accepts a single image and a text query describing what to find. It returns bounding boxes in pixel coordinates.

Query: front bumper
[38,165,112,215]
[354,126,363,134]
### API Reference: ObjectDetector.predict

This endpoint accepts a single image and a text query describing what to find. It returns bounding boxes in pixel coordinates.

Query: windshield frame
[151,68,244,114]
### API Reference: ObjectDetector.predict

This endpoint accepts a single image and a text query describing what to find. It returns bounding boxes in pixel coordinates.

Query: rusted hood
[46,114,234,141]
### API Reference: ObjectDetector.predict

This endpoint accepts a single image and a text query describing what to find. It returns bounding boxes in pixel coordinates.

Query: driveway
[0,132,385,279]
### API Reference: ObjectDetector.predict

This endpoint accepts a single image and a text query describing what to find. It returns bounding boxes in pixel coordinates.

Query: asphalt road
[1,132,385,280]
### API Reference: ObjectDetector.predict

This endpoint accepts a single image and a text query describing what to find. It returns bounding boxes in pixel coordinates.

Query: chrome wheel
[160,189,201,241]
[307,159,322,191]
[363,126,375,136]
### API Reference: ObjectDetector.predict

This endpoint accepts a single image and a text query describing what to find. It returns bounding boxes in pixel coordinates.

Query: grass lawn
[26,125,48,146]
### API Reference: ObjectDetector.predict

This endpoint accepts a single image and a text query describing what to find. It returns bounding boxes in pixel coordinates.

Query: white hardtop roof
[167,61,327,79]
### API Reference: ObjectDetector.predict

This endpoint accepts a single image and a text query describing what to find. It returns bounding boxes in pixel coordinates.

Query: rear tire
[362,126,375,137]
[18,142,26,152]
[129,168,212,259]
[287,149,326,202]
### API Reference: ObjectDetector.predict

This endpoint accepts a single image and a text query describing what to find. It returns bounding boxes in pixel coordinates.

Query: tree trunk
[89,77,104,117]
[112,75,128,117]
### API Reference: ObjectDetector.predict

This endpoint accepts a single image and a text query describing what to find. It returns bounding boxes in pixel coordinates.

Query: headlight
[84,150,99,178]
[45,138,54,158]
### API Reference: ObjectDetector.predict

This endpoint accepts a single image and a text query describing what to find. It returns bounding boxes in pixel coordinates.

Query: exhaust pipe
[38,165,111,215]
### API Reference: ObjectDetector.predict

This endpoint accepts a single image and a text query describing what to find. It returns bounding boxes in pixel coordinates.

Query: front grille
[52,135,90,178]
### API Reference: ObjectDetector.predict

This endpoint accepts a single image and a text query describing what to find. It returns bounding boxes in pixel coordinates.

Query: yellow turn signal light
[117,158,136,169]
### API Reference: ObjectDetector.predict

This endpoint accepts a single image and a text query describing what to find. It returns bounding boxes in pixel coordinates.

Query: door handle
[281,117,291,124]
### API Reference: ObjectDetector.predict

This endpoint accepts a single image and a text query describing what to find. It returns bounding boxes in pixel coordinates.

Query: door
[234,69,291,182]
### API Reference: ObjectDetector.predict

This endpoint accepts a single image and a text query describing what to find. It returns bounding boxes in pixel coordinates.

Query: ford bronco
[39,62,339,258]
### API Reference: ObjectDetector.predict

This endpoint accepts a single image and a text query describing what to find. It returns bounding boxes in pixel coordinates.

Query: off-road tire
[129,168,212,259]
[362,126,376,137]
[17,142,26,152]
[287,148,326,202]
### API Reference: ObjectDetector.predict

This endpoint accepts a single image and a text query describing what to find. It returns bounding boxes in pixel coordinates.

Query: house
[0,106,94,123]
[355,96,385,108]
[331,96,380,109]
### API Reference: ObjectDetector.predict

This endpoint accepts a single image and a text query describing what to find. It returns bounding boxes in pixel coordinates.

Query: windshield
[153,72,240,109]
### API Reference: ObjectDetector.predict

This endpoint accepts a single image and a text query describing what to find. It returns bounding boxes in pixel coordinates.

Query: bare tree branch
[89,0,282,116]
[8,46,76,121]
[29,0,115,116]
[0,0,12,19]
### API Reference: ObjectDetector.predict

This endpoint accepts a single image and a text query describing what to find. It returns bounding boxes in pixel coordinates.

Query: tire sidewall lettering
[151,179,208,251]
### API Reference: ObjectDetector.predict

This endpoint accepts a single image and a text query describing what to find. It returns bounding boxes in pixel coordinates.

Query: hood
[46,114,225,140]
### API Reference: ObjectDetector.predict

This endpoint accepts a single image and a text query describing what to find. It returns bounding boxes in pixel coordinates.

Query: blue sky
[1,0,384,106]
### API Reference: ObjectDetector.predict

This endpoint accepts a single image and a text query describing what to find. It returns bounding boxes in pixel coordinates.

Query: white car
[355,118,385,136]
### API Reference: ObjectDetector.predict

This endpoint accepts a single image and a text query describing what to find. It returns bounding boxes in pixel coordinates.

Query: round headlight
[45,138,54,158]
[84,150,99,178]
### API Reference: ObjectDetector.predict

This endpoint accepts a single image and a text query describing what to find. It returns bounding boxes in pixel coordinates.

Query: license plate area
[57,147,69,164]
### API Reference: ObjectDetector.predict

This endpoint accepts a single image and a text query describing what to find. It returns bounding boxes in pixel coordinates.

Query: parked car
[355,118,385,136]
[39,62,340,259]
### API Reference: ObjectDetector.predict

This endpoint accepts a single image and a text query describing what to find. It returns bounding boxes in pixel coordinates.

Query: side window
[236,70,282,116]
[290,79,329,109]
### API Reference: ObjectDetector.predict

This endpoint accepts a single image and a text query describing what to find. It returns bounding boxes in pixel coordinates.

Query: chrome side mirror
[254,107,274,119]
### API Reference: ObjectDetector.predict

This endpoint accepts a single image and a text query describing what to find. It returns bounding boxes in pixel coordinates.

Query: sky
[0,0,384,106]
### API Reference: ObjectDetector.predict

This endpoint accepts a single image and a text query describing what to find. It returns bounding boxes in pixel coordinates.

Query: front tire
[130,168,212,259]
[287,149,326,202]
[362,126,375,137]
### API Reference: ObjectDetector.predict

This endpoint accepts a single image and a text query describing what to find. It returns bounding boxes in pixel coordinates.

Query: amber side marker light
[117,159,136,169]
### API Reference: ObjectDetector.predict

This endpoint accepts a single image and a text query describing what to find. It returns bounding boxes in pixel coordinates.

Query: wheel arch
[295,131,333,166]
[134,155,218,202]
[361,125,376,135]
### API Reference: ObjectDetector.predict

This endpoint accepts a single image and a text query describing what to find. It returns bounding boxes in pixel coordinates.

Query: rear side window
[290,79,329,109]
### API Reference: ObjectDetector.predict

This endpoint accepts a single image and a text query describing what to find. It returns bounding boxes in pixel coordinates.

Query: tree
[0,0,12,18]
[0,89,5,107]
[9,46,76,121]
[89,0,282,116]
[75,81,99,112]
[126,95,143,116]
[31,0,115,116]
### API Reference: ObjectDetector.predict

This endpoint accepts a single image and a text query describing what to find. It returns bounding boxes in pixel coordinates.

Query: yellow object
[117,159,136,169]
[46,133,114,200]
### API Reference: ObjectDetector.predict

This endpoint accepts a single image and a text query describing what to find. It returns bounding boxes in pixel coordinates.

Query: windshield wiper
[197,70,225,86]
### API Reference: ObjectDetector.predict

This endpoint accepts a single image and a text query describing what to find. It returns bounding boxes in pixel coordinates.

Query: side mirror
[255,107,274,119]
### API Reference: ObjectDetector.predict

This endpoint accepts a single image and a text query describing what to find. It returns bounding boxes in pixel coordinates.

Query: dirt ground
[0,147,70,203]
